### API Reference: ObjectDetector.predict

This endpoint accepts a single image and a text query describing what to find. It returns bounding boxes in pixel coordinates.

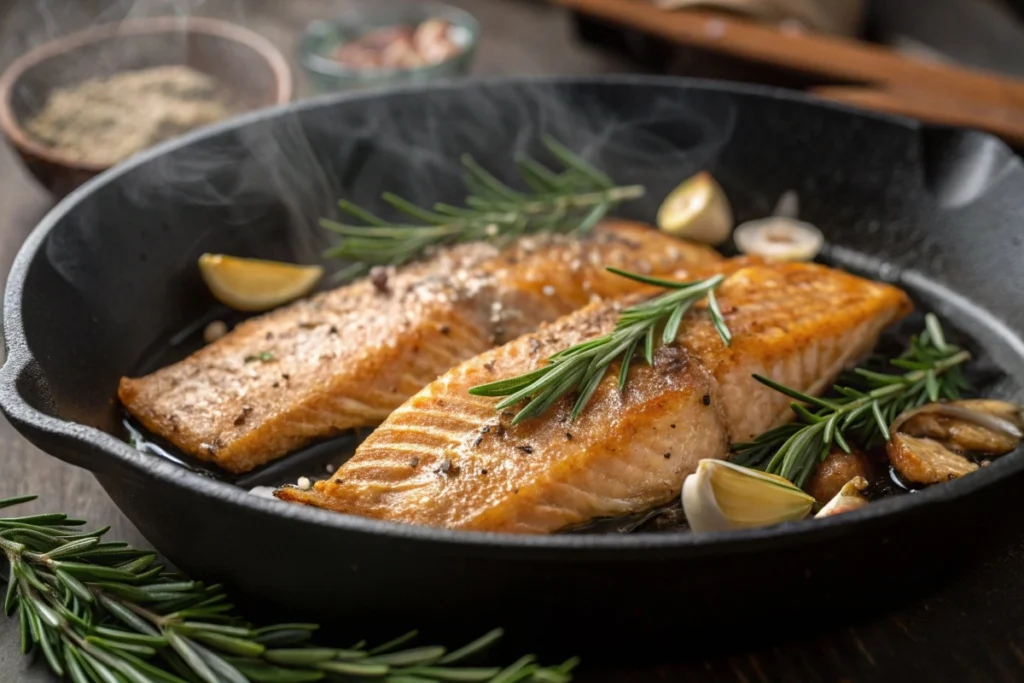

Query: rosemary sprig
[470,268,731,425]
[0,495,576,683]
[731,313,971,487]
[320,136,645,280]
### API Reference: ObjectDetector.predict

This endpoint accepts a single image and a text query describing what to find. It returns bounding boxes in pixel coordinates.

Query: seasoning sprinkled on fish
[276,260,911,533]
[119,221,721,473]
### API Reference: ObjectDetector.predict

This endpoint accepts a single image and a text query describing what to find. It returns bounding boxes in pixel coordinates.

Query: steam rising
[118,77,739,271]
[6,0,739,305]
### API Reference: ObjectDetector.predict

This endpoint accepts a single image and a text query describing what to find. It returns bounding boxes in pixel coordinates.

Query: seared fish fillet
[119,220,721,473]
[276,261,912,532]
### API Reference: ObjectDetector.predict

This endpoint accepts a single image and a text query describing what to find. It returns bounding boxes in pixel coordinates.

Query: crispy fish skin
[119,221,721,473]
[276,261,912,533]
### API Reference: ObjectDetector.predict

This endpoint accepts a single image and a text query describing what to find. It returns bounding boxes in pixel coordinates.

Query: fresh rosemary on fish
[731,313,971,487]
[321,136,645,280]
[0,495,576,683]
[470,269,731,424]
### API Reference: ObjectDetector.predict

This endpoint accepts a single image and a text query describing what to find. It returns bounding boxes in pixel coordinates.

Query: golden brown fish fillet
[119,220,721,473]
[276,261,912,533]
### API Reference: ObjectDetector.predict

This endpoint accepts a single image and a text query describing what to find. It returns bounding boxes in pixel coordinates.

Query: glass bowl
[298,2,479,94]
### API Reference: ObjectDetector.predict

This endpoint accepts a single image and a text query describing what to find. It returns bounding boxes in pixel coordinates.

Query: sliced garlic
[887,433,978,485]
[891,399,1023,456]
[682,459,815,533]
[656,171,734,245]
[815,476,869,518]
[733,216,824,262]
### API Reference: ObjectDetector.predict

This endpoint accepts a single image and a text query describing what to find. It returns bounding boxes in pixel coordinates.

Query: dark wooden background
[3,1,1024,681]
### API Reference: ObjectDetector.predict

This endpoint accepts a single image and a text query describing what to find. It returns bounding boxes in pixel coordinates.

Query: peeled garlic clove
[890,399,1023,456]
[887,433,978,485]
[682,459,815,533]
[733,216,824,262]
[815,476,869,518]
[656,171,734,245]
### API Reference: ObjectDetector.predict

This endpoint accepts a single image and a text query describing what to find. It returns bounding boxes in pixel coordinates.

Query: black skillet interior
[4,77,1024,659]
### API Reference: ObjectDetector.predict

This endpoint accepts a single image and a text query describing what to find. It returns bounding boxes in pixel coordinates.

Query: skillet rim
[4,73,1024,554]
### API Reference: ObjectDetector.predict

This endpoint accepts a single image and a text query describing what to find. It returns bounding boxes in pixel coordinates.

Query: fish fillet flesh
[119,220,721,473]
[276,260,912,533]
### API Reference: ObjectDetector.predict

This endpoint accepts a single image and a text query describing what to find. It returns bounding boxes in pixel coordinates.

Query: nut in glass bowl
[298,2,479,94]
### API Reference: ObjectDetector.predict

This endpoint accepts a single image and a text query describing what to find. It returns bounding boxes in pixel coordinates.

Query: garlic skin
[656,171,734,245]
[815,476,869,518]
[733,216,824,262]
[682,459,815,533]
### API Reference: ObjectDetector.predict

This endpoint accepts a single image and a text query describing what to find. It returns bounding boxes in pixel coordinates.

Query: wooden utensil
[555,0,1024,147]
[813,85,1024,148]
[652,0,864,36]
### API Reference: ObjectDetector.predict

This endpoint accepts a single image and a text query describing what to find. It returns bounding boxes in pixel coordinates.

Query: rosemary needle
[0,496,576,683]
[731,313,971,487]
[320,136,645,280]
[470,268,731,424]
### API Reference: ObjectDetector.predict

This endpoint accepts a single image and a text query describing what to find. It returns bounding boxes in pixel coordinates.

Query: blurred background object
[559,0,1024,148]
[297,1,479,94]
[2,0,1024,194]
[652,0,865,36]
[0,16,291,196]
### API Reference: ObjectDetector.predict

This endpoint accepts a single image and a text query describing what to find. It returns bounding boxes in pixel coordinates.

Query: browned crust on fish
[277,260,912,533]
[119,220,721,473]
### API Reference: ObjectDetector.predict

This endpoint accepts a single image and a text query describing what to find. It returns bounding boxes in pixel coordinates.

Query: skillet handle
[810,85,1024,151]
[0,353,132,478]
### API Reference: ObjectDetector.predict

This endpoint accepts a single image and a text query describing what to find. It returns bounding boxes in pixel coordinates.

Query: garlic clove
[887,433,978,485]
[805,448,872,505]
[733,216,824,262]
[890,399,1023,457]
[682,459,815,533]
[656,171,734,245]
[954,400,1024,432]
[815,476,869,518]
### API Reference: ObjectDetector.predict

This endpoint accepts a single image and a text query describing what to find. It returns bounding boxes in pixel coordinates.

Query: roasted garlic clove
[733,216,824,262]
[887,433,979,485]
[815,476,869,518]
[656,171,734,245]
[891,400,1023,456]
[682,459,815,533]
[806,448,872,505]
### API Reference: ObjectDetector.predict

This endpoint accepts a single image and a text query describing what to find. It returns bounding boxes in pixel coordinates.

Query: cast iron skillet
[3,76,1024,660]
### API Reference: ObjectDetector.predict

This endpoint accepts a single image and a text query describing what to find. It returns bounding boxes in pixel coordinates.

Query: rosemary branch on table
[731,313,972,488]
[470,268,731,425]
[320,136,645,280]
[0,496,576,683]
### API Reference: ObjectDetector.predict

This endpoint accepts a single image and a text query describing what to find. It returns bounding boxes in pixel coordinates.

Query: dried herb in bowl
[25,65,236,167]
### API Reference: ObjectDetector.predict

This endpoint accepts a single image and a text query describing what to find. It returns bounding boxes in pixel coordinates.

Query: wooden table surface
[3,1,1024,681]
